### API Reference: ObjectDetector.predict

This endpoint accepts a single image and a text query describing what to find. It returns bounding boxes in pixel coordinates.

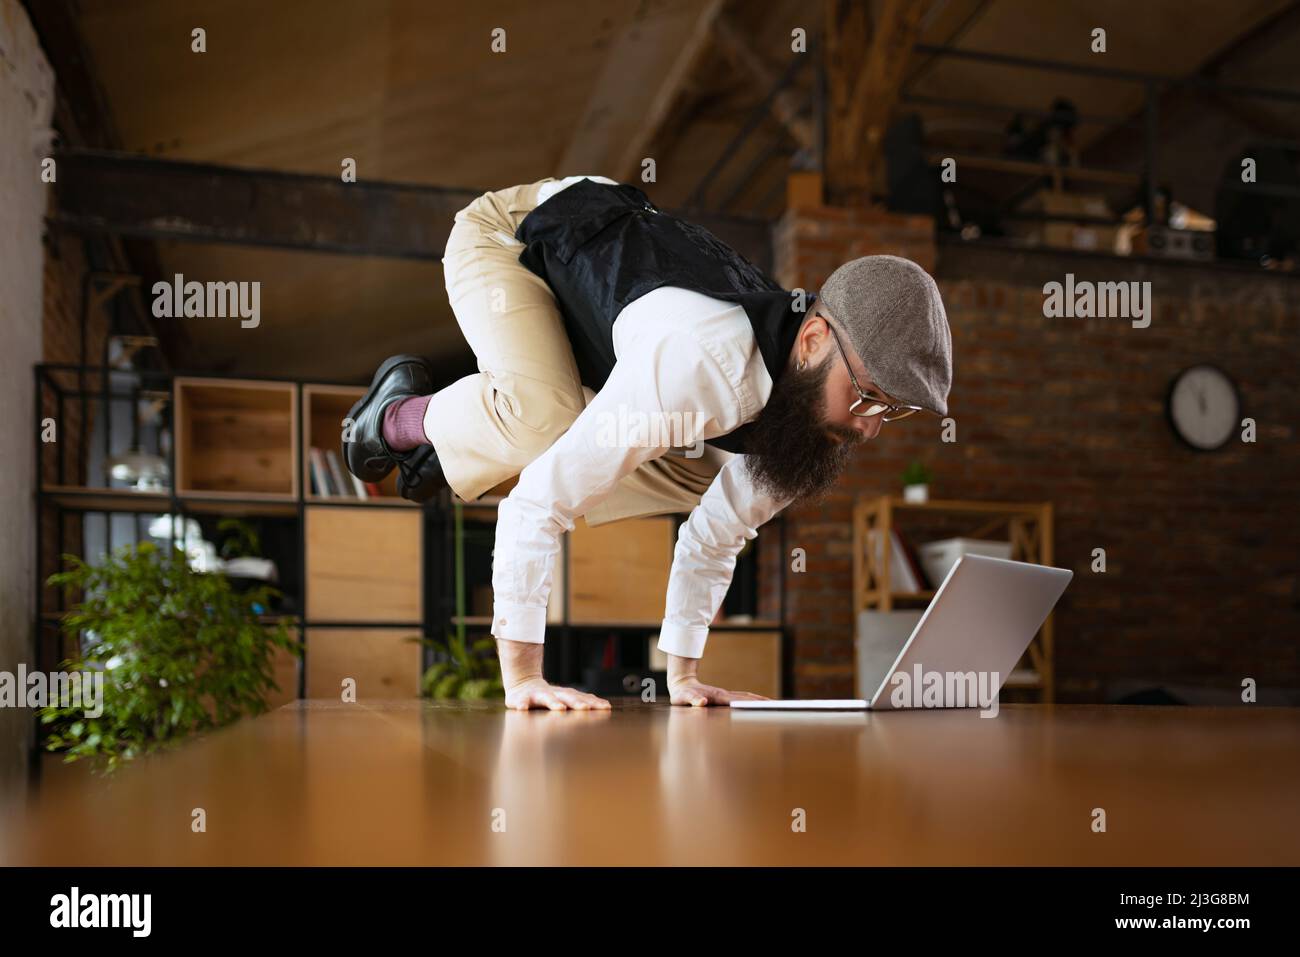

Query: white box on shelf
[916,538,1013,588]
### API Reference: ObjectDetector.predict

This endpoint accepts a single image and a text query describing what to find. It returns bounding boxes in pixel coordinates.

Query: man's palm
[669,678,770,707]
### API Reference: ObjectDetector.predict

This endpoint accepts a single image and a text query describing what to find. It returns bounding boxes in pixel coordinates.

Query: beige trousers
[426,178,732,526]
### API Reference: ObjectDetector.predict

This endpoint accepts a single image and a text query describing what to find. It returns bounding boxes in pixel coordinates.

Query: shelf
[569,516,675,624]
[175,378,298,498]
[854,494,1056,703]
[41,485,171,513]
[305,494,416,508]
[41,484,410,516]
[447,617,784,631]
[304,628,422,699]
[178,491,298,517]
[303,384,402,500]
[38,371,418,706]
[306,506,422,623]
[40,485,298,516]
[1005,669,1042,689]
[887,497,1046,514]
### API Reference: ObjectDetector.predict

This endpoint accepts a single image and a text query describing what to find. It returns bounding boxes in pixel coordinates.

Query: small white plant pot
[903,483,929,503]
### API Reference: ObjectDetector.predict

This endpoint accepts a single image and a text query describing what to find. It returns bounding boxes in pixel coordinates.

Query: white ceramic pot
[903,483,929,503]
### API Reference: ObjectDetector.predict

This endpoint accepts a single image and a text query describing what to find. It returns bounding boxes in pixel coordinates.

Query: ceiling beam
[823,0,871,203]
[841,0,928,181]
[50,150,776,270]
[713,13,815,151]
[53,150,481,260]
[559,0,725,181]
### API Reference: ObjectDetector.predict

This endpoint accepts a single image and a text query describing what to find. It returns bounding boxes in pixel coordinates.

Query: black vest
[515,179,808,453]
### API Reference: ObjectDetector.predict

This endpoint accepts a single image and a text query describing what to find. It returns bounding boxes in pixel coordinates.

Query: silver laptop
[731,554,1072,711]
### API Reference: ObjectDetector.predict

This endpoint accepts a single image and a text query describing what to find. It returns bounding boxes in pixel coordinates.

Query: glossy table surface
[4,699,1298,866]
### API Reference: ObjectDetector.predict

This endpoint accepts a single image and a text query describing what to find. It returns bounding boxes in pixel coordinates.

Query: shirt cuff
[657,621,710,659]
[490,603,548,644]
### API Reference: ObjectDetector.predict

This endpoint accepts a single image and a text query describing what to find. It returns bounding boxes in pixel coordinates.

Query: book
[325,449,353,498]
[895,529,929,588]
[309,448,332,498]
[350,472,369,500]
[868,528,922,592]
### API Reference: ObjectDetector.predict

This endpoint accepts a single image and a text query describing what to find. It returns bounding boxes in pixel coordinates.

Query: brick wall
[773,204,1300,702]
[0,0,53,796]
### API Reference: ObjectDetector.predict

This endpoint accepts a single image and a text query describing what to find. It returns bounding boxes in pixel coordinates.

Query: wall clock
[1166,364,1241,451]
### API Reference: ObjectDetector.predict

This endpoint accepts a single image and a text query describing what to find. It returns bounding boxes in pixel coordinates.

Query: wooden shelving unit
[34,362,792,703]
[434,491,790,695]
[174,377,298,500]
[852,495,1057,701]
[34,365,429,712]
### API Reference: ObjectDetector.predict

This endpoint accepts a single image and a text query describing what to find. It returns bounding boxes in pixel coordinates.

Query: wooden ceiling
[67,0,1300,380]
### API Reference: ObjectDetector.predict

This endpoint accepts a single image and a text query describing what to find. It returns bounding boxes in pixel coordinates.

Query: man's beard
[743,357,862,503]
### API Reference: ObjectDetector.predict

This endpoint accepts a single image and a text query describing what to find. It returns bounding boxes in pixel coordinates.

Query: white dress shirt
[490,176,793,660]
[536,174,618,205]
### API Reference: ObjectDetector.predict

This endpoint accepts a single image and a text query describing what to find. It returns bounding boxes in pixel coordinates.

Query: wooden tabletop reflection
[3,700,1298,865]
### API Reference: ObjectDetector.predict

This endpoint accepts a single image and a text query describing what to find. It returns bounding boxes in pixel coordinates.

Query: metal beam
[23,0,188,366]
[901,93,1140,128]
[913,43,1300,103]
[53,150,482,260]
[50,150,776,269]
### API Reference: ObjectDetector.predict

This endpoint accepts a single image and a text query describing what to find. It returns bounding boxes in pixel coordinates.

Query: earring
[797,357,808,371]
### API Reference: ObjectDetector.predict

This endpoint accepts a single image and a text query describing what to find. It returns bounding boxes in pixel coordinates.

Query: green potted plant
[902,460,933,503]
[40,541,300,773]
[411,632,505,701]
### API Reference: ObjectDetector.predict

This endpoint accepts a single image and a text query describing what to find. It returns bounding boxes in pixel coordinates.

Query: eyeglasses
[823,319,925,422]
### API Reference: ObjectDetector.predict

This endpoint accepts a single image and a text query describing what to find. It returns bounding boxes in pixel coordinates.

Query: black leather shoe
[343,354,435,483]
[395,445,446,503]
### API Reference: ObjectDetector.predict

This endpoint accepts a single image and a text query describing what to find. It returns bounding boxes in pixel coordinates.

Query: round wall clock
[1166,364,1241,451]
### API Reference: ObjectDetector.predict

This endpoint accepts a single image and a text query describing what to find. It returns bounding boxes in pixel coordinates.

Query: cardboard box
[916,538,1014,589]
[1012,189,1118,252]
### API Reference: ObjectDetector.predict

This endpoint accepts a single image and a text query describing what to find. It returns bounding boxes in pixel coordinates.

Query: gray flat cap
[816,255,952,417]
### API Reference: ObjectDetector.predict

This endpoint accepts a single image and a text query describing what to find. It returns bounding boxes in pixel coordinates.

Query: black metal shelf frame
[33,360,792,761]
[432,493,791,693]
[33,362,429,699]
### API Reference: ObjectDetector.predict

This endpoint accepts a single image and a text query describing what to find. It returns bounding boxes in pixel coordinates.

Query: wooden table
[4,700,1298,866]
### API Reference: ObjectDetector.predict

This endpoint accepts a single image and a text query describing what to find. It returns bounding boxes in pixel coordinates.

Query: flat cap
[817,255,952,417]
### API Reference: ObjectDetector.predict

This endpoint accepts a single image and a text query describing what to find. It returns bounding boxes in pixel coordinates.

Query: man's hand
[496,638,611,711]
[667,653,771,707]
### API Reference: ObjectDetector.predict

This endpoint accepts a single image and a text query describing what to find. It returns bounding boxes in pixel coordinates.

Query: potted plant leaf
[902,460,933,503]
[40,541,300,773]
[410,632,505,701]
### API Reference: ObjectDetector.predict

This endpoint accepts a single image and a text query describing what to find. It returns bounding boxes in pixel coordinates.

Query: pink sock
[382,395,432,451]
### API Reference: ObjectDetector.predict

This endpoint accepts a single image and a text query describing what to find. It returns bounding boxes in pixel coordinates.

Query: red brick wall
[773,206,1300,702]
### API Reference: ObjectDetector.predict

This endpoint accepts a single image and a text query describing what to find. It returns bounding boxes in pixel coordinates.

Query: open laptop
[730,554,1072,711]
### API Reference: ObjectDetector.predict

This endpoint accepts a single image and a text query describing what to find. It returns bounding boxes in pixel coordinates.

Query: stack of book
[308,447,382,499]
